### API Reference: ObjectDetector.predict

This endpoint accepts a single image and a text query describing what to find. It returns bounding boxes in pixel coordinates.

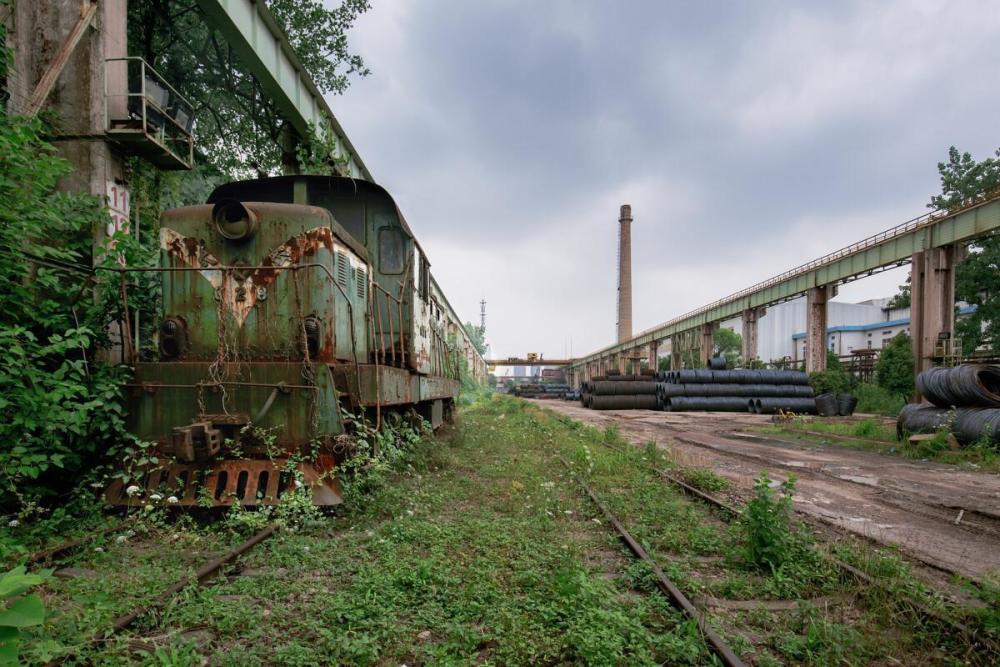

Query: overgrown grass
[9,396,997,665]
[755,416,1000,472]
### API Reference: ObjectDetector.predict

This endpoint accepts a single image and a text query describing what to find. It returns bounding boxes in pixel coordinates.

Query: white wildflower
[115,535,127,544]
[563,510,573,515]
[294,479,304,489]
[125,485,141,496]
[592,518,601,525]
[167,496,179,504]
[143,504,154,512]
[94,547,104,553]
[406,510,414,516]
[8,519,19,528]
[149,493,163,502]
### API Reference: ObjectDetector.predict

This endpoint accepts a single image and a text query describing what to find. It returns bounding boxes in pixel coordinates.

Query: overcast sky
[329,0,1000,359]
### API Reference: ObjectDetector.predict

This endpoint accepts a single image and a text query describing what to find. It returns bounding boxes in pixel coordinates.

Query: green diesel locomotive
[112,176,485,506]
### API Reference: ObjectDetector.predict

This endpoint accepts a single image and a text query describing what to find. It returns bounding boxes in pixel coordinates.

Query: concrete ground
[531,400,1000,584]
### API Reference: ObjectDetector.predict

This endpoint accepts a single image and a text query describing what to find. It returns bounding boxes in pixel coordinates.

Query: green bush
[0,114,142,510]
[854,383,906,416]
[743,472,797,572]
[808,352,854,396]
[874,333,914,399]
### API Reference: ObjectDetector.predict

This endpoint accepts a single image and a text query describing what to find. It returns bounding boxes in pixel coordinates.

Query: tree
[128,0,371,177]
[887,276,910,309]
[463,321,487,357]
[713,327,742,368]
[928,147,1000,354]
[874,333,914,399]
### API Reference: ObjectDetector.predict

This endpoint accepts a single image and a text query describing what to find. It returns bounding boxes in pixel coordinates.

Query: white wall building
[719,298,974,363]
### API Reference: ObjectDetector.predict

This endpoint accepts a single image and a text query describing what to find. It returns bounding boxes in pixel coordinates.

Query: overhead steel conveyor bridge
[570,191,1000,376]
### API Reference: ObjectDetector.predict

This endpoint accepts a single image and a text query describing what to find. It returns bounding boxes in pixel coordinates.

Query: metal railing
[579,189,1000,365]
[104,57,194,169]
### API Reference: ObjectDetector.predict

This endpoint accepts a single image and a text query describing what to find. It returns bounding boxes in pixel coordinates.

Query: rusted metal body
[122,176,467,506]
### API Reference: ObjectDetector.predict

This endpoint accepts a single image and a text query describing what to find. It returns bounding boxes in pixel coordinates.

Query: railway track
[44,524,278,666]
[582,436,1000,663]
[556,454,747,667]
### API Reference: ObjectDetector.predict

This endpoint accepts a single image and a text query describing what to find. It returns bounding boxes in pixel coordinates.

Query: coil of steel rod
[916,364,1000,408]
[659,369,809,386]
[589,394,660,410]
[590,380,657,396]
[815,393,839,417]
[658,383,814,399]
[555,454,746,667]
[665,396,752,412]
[897,403,1000,444]
[708,356,728,370]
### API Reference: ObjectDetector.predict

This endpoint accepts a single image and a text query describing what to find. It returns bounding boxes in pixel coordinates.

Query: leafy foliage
[808,351,854,395]
[128,0,370,177]
[0,115,144,510]
[928,147,1000,354]
[0,566,50,665]
[874,332,914,399]
[713,327,742,367]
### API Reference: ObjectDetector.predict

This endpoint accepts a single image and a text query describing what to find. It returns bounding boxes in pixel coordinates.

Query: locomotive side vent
[335,252,349,287]
[357,267,367,299]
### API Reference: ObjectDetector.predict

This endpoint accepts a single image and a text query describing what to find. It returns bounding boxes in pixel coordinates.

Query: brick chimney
[617,204,633,342]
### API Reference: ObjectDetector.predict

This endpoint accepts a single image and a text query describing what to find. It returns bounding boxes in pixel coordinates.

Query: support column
[670,337,682,370]
[617,354,626,374]
[647,340,659,371]
[910,247,957,375]
[699,323,716,367]
[806,286,834,374]
[741,307,766,365]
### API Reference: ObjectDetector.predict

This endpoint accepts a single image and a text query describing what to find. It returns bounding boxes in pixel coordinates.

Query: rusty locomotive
[111,176,485,506]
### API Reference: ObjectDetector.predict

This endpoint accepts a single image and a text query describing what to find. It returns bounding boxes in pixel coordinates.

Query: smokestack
[617,204,633,342]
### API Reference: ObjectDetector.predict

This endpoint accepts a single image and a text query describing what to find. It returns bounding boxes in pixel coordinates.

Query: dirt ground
[532,400,1000,584]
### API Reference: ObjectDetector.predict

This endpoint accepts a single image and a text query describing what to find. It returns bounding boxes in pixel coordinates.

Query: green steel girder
[572,194,1000,369]
[197,0,372,181]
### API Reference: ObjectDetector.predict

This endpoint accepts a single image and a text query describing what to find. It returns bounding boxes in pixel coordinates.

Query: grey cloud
[331,0,1000,357]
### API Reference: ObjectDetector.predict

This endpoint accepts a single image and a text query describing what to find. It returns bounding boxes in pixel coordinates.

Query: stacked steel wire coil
[656,368,815,414]
[580,370,658,410]
[898,364,1000,444]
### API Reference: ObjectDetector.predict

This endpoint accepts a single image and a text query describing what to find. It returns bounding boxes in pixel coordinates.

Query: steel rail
[555,420,1000,660]
[45,524,278,666]
[24,516,139,566]
[555,454,746,667]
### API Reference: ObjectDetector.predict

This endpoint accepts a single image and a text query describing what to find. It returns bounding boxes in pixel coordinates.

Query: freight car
[112,176,485,507]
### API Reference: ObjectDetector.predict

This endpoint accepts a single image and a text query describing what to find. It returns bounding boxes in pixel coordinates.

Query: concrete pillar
[911,247,957,374]
[806,286,834,374]
[617,354,626,374]
[617,204,633,343]
[741,307,766,364]
[699,322,716,367]
[648,340,659,371]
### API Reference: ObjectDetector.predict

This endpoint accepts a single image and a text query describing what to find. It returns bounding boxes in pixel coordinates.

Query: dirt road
[533,400,1000,583]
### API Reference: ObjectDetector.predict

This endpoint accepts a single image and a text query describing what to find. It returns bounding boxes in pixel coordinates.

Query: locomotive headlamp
[159,316,188,359]
[212,199,258,241]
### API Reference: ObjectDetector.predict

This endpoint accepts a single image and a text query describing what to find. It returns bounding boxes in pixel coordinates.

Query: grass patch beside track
[752,416,1000,471]
[15,396,999,665]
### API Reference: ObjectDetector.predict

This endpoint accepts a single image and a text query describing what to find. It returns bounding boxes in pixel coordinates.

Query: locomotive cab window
[379,227,406,274]
[419,254,430,300]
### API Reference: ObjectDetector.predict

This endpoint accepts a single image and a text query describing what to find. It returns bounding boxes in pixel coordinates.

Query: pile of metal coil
[656,368,815,414]
[511,383,570,399]
[898,364,1000,444]
[580,370,659,410]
